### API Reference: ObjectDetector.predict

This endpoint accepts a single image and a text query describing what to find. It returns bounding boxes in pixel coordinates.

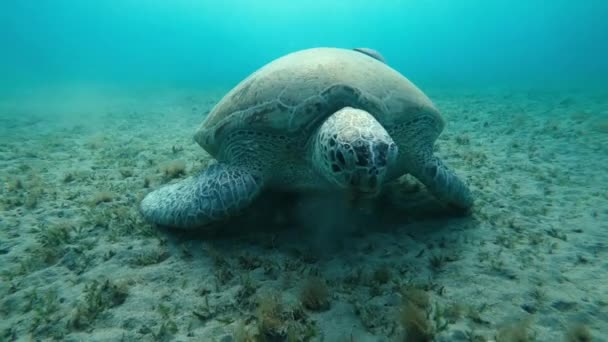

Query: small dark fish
[353,47,386,63]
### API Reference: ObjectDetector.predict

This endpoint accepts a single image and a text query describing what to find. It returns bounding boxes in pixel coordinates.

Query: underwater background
[1,1,607,341]
[2,0,608,91]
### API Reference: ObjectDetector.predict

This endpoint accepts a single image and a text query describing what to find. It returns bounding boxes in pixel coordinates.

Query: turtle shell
[195,47,443,157]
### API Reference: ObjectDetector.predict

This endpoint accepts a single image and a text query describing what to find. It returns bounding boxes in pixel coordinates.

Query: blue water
[2,0,608,90]
[2,2,608,340]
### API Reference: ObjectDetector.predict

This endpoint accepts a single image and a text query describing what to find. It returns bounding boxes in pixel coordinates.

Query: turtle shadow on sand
[160,177,473,245]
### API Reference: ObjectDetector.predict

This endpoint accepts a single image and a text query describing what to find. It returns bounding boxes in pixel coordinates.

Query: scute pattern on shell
[194,47,441,157]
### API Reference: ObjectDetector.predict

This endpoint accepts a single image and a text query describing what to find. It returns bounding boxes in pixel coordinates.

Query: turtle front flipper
[410,153,473,212]
[140,163,263,229]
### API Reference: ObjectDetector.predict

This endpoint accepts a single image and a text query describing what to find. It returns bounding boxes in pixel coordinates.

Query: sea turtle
[140,47,473,229]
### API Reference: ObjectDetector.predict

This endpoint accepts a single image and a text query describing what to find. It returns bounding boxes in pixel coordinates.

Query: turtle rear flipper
[140,163,263,229]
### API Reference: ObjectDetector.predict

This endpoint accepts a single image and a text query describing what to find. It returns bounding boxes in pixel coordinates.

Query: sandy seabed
[0,83,607,341]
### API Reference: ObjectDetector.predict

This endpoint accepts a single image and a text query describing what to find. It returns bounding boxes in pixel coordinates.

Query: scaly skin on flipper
[140,163,263,228]
[408,149,473,211]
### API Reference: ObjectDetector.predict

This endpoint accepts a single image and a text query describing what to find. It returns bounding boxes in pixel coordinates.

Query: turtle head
[312,107,398,196]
